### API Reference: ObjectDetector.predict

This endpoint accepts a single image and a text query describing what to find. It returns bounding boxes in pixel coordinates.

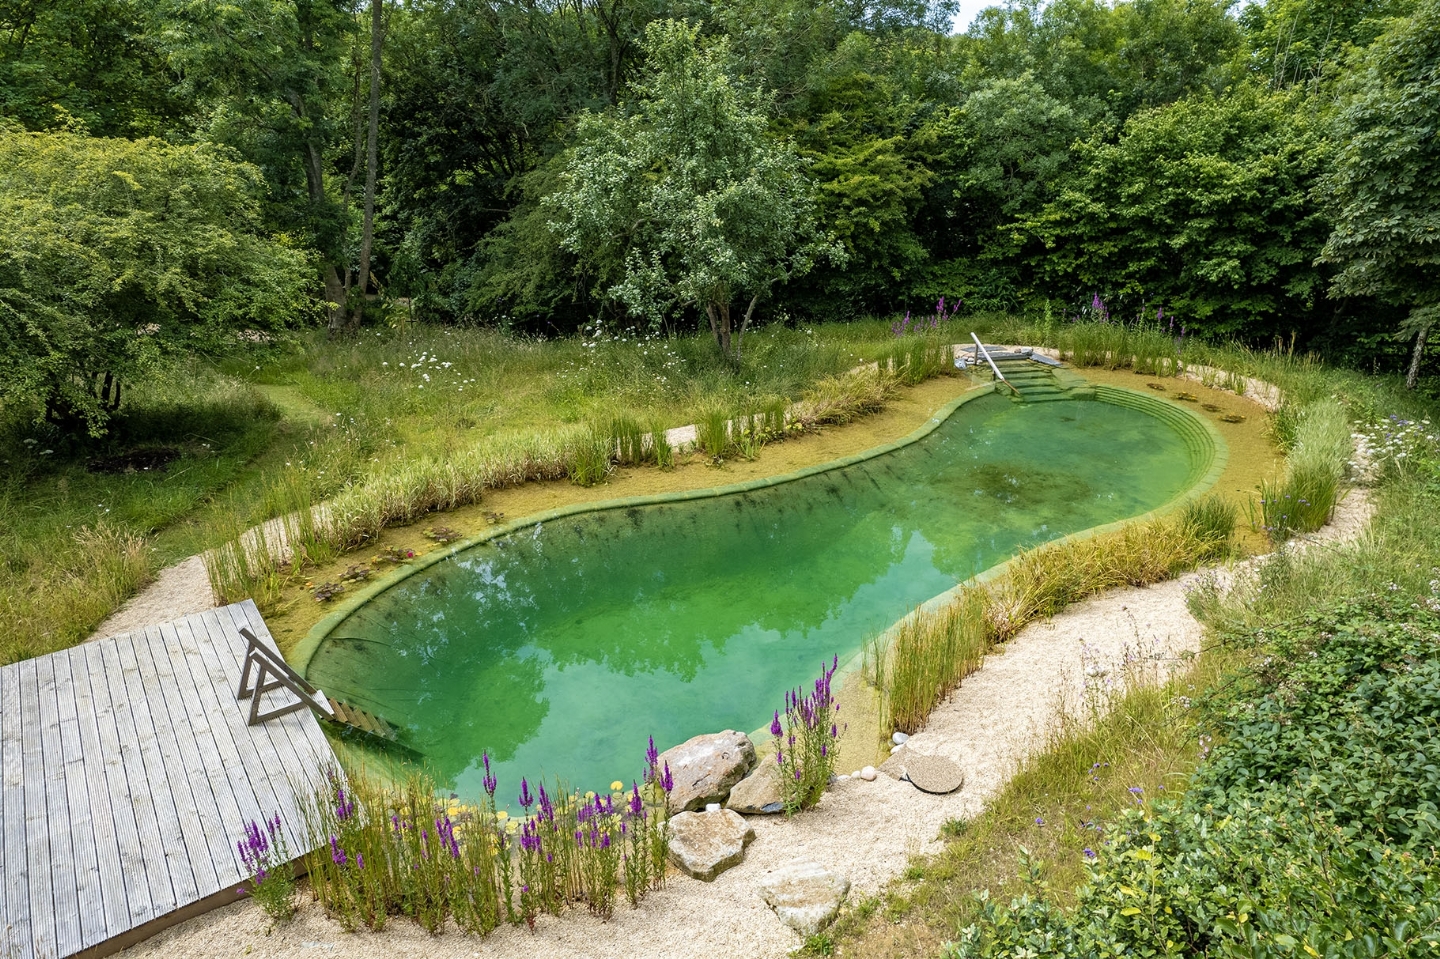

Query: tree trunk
[354,0,385,329]
[1406,324,1429,390]
[733,294,760,361]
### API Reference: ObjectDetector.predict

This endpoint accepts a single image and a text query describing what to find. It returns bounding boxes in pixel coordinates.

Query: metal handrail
[971,333,1019,395]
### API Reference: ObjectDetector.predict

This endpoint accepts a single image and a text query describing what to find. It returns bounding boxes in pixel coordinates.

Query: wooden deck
[0,601,337,959]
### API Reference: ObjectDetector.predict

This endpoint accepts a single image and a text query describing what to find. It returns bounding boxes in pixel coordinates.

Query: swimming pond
[302,386,1221,809]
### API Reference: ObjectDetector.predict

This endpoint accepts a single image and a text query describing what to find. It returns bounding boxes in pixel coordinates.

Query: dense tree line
[2,0,1438,404]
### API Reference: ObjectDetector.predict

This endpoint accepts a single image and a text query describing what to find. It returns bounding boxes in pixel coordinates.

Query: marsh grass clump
[608,413,647,467]
[880,589,990,735]
[696,406,732,459]
[647,417,675,468]
[1177,494,1239,555]
[566,426,614,487]
[1257,397,1349,541]
[305,753,672,935]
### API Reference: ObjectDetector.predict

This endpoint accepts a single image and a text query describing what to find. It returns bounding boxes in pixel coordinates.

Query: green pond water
[307,391,1208,809]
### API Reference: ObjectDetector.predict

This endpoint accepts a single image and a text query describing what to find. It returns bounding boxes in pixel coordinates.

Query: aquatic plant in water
[772,656,844,814]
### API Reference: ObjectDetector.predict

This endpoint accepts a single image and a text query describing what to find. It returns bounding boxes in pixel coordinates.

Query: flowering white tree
[547,19,842,361]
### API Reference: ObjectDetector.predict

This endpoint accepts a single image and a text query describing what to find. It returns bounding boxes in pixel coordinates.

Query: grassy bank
[0,323,956,664]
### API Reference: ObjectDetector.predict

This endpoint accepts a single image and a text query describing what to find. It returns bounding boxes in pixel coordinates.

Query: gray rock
[759,861,850,935]
[728,760,785,815]
[667,809,755,881]
[892,731,910,745]
[659,730,757,813]
[904,752,965,794]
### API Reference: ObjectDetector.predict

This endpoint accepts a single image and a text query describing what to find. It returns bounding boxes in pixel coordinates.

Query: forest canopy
[1,0,1436,379]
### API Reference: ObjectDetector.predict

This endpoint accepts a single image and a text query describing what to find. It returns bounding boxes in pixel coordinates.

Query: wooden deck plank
[1,662,30,959]
[99,636,177,921]
[114,632,201,907]
[19,658,57,959]
[65,644,134,942]
[53,650,110,949]
[177,612,288,866]
[80,641,152,929]
[129,629,222,897]
[143,623,235,892]
[224,604,328,852]
[191,610,311,853]
[156,619,250,886]
[36,654,85,956]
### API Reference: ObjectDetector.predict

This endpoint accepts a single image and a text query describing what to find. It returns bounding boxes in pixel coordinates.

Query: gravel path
[115,479,1373,959]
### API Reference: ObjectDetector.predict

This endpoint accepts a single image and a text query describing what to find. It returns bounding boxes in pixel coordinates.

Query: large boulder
[727,760,784,815]
[667,809,755,881]
[658,730,756,813]
[758,860,850,935]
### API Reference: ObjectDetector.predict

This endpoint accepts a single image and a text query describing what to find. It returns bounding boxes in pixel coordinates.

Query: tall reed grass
[1257,398,1350,540]
[874,588,991,734]
[871,499,1236,736]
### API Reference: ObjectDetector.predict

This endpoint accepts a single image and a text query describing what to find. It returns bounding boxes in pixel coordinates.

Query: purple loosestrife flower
[770,711,782,737]
[1084,848,1096,859]
[600,832,611,850]
[660,762,673,793]
[330,835,347,867]
[356,853,365,870]
[482,751,497,798]
[629,783,643,818]
[538,783,554,824]
[775,748,784,766]
[519,778,533,810]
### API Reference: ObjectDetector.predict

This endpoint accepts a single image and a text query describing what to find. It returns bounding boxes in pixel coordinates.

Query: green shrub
[949,598,1440,959]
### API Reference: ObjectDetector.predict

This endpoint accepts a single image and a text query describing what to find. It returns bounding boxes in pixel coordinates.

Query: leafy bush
[950,597,1440,958]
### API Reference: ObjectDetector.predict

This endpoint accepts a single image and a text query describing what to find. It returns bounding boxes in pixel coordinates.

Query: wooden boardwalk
[0,601,337,959]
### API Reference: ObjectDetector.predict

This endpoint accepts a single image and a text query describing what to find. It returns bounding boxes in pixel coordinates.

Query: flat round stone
[904,753,964,794]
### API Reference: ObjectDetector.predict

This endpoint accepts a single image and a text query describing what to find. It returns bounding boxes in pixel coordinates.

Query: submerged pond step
[302,387,1221,809]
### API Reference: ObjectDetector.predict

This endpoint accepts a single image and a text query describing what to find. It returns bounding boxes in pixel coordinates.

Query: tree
[547,19,842,360]
[1019,85,1331,337]
[0,131,312,433]
[1317,0,1440,388]
[154,0,353,328]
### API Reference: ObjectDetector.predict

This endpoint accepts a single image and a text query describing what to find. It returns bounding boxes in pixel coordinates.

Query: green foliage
[950,598,1440,959]
[1021,85,1331,338]
[0,0,189,136]
[0,131,313,432]
[548,20,843,358]
[1318,0,1440,340]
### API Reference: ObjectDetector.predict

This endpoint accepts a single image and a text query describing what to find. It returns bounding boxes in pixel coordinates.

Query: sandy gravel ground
[90,555,215,642]
[114,485,1373,959]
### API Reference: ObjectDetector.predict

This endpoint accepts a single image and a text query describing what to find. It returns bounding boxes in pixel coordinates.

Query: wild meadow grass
[302,747,673,934]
